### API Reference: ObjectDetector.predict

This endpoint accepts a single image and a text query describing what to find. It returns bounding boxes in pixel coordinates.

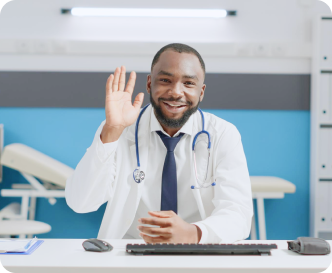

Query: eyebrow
[183,74,199,81]
[157,70,173,77]
[157,70,199,81]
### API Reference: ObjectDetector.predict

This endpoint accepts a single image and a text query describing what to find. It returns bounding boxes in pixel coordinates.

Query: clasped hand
[138,211,202,244]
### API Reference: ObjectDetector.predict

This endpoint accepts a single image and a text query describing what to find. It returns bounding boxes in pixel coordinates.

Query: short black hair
[151,43,205,76]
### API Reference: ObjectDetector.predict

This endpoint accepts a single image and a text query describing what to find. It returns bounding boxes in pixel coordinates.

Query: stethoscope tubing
[135,104,150,168]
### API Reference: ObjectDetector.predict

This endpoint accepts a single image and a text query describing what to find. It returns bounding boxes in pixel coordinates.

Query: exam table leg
[26,197,37,238]
[250,200,257,240]
[256,197,267,240]
[18,196,30,238]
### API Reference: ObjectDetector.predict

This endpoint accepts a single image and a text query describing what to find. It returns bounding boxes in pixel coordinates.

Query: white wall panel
[0,0,330,73]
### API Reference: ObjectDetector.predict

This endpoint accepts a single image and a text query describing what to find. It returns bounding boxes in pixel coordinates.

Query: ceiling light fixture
[61,8,237,18]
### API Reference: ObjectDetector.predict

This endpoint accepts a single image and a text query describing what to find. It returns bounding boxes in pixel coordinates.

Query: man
[65,43,253,244]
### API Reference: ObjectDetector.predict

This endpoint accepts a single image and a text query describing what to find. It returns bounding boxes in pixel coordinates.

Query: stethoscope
[133,104,216,190]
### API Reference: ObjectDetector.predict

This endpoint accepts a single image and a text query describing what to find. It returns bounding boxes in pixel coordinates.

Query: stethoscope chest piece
[133,168,145,183]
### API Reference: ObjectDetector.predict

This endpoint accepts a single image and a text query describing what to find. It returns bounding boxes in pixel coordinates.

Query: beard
[149,91,200,129]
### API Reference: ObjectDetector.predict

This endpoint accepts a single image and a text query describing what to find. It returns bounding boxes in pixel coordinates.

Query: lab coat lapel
[189,112,207,220]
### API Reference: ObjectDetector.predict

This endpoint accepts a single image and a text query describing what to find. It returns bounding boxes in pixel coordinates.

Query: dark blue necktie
[156,131,185,214]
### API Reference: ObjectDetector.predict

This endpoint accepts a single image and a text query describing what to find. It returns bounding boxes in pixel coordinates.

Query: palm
[106,92,139,128]
[105,66,144,129]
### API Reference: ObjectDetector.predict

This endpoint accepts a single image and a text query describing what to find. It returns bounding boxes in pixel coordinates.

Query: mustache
[158,97,192,106]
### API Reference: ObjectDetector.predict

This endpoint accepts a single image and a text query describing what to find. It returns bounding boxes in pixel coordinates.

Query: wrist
[192,224,202,243]
[100,124,124,143]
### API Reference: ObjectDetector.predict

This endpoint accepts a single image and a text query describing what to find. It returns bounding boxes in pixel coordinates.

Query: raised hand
[101,66,144,143]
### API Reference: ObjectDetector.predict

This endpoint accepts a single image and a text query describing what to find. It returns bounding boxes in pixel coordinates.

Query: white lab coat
[65,105,253,243]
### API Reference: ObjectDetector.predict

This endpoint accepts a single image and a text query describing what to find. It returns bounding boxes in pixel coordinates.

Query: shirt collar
[150,107,194,137]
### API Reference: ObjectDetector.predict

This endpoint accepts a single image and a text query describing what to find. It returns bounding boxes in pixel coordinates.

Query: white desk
[0,239,330,273]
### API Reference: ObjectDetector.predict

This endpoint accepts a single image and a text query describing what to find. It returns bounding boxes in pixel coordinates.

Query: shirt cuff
[192,222,209,244]
[96,134,119,162]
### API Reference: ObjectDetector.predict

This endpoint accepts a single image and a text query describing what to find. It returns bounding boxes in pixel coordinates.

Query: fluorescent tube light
[61,8,236,18]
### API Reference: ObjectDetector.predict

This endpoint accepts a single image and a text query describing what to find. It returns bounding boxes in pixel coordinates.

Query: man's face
[147,50,206,129]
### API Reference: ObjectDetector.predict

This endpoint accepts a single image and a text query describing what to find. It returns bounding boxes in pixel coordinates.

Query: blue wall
[0,108,310,240]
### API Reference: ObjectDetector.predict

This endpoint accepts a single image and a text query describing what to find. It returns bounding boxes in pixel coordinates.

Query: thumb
[148,211,172,218]
[133,92,144,111]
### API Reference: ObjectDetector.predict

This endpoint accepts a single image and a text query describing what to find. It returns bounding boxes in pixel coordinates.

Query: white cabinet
[310,15,332,239]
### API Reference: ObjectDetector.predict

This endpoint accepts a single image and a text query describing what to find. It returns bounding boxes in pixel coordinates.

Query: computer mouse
[82,238,113,252]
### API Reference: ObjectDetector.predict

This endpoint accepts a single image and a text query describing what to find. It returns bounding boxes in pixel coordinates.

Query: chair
[0,203,51,238]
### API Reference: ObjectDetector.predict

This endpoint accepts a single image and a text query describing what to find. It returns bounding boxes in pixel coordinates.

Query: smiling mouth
[162,101,187,108]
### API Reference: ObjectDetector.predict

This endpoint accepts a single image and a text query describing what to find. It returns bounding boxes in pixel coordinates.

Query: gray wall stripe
[0,71,310,110]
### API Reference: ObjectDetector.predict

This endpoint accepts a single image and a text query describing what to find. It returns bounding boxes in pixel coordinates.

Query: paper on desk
[0,236,38,253]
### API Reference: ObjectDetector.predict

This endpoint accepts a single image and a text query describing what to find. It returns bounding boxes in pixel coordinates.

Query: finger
[148,211,175,218]
[118,66,126,91]
[138,226,172,236]
[133,93,144,111]
[140,233,170,244]
[105,74,114,94]
[112,67,120,91]
[124,71,136,95]
[139,217,171,227]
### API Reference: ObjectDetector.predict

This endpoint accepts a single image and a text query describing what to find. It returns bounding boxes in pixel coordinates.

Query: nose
[168,82,183,97]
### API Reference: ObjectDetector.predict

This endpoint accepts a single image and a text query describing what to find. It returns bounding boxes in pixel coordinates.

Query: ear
[199,84,206,102]
[147,74,152,94]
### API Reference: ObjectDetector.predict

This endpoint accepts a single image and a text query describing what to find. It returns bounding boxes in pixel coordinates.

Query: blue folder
[0,240,44,255]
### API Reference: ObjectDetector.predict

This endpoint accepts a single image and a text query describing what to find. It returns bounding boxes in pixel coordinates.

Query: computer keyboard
[126,243,278,256]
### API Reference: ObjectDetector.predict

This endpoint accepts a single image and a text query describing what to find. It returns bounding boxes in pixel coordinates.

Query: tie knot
[156,131,184,152]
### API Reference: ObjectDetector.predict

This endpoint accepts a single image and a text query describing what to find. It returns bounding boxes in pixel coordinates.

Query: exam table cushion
[0,143,74,188]
[250,176,296,193]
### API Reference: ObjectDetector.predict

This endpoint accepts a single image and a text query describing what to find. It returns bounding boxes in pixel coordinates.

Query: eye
[160,78,170,83]
[185,81,195,85]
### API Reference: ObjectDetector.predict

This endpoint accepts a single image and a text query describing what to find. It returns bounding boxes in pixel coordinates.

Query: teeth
[165,102,184,107]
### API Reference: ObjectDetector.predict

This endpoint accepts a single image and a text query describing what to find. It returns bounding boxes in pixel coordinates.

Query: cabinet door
[319,129,332,178]
[316,182,332,230]
[320,73,332,123]
[320,20,332,69]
